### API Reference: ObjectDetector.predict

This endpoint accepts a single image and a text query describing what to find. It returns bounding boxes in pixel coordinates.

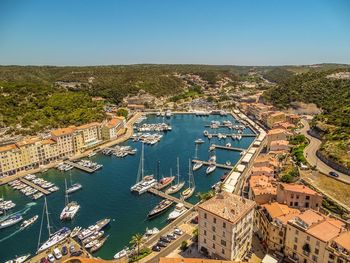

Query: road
[300,119,350,183]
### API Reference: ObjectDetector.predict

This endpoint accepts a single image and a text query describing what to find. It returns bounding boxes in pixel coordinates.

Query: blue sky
[0,0,349,65]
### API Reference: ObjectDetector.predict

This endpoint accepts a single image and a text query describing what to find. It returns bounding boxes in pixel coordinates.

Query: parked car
[53,248,62,259]
[160,236,171,243]
[40,257,49,263]
[61,246,68,255]
[329,171,339,177]
[47,254,55,263]
[152,245,161,252]
[174,228,183,236]
[69,244,76,254]
[157,241,168,247]
[167,233,176,240]
[71,250,83,257]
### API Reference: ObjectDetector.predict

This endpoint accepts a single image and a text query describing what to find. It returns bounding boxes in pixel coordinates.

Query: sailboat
[193,143,203,171]
[130,143,157,194]
[155,162,175,190]
[165,158,185,194]
[66,172,82,194]
[181,159,196,200]
[60,179,80,220]
[37,197,71,253]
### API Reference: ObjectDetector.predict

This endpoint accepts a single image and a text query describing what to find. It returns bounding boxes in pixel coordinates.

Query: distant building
[101,117,125,140]
[269,140,290,152]
[267,128,289,147]
[325,231,350,263]
[198,192,255,260]
[276,183,323,211]
[251,166,275,177]
[51,127,75,158]
[249,175,277,204]
[264,111,286,129]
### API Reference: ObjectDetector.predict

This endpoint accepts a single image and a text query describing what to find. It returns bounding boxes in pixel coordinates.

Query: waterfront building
[248,175,277,205]
[198,192,255,260]
[263,111,286,129]
[284,210,345,263]
[325,231,350,263]
[253,154,280,173]
[276,183,323,211]
[101,117,125,140]
[247,103,274,120]
[0,144,24,176]
[51,127,75,158]
[73,122,102,152]
[255,202,300,252]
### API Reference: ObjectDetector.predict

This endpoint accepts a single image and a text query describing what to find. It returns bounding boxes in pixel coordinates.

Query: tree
[130,233,144,256]
[117,108,128,119]
[180,240,188,251]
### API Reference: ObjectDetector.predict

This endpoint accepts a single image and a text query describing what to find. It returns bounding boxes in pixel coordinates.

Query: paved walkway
[300,119,350,183]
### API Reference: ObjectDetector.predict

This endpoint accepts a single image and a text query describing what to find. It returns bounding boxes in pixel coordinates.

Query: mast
[141,142,144,180]
[188,159,191,188]
[64,178,69,205]
[45,197,51,236]
[37,196,47,250]
[157,160,160,180]
[194,143,198,159]
[176,157,180,184]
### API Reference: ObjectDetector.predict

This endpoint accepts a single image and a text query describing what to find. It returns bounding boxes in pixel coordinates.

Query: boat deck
[211,144,245,152]
[19,178,50,195]
[192,159,234,170]
[64,160,95,173]
[147,188,194,209]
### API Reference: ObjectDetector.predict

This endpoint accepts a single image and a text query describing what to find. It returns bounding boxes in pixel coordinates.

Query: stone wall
[316,150,350,176]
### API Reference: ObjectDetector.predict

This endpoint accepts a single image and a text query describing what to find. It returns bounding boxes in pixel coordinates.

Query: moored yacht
[165,158,185,194]
[66,183,82,194]
[60,179,80,220]
[192,161,203,171]
[206,164,216,174]
[5,253,31,263]
[168,203,187,221]
[20,215,38,230]
[37,227,71,253]
[194,138,204,144]
[181,160,196,200]
[0,215,23,229]
[148,199,173,218]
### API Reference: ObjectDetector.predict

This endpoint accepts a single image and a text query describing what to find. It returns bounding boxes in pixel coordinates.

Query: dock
[211,144,245,152]
[19,178,50,195]
[147,188,194,209]
[64,160,95,173]
[192,159,234,170]
[205,133,256,138]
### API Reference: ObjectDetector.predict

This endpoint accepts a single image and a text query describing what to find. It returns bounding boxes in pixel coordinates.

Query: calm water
[0,114,255,261]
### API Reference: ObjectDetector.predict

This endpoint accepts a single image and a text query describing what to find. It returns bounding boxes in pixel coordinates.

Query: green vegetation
[263,69,350,169]
[289,135,308,165]
[129,233,144,258]
[281,167,299,183]
[180,240,188,251]
[117,108,128,119]
[192,228,198,242]
[170,85,202,102]
[129,248,151,263]
[197,189,215,202]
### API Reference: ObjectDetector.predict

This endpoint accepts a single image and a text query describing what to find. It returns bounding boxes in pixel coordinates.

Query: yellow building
[74,122,102,152]
[265,111,286,129]
[101,117,125,140]
[0,144,23,176]
[51,127,75,158]
[198,192,255,260]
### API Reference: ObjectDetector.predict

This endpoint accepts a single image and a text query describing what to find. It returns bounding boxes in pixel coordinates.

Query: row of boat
[76,159,103,171]
[156,110,172,118]
[136,122,172,132]
[132,132,164,145]
[57,163,74,171]
[102,145,137,157]
[0,213,38,230]
[0,198,16,212]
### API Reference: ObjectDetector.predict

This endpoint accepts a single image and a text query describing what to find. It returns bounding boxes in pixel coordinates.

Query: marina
[19,178,50,195]
[191,159,234,170]
[64,160,99,173]
[0,113,255,261]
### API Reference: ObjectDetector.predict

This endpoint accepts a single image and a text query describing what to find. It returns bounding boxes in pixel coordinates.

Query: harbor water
[0,114,255,261]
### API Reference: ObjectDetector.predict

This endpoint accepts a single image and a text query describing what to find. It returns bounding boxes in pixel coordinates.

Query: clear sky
[0,0,349,66]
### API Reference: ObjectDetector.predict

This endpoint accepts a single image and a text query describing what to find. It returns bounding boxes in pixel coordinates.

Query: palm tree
[130,233,144,256]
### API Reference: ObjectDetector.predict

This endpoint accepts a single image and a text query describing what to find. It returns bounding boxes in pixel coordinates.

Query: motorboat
[70,226,82,238]
[206,164,216,174]
[66,183,82,194]
[194,138,204,144]
[226,161,231,166]
[130,143,156,194]
[88,152,97,158]
[209,155,216,163]
[226,143,231,147]
[168,203,187,221]
[0,215,23,229]
[5,253,31,263]
[20,215,38,230]
[181,160,196,200]
[114,248,130,260]
[84,231,104,247]
[90,235,109,253]
[144,227,160,236]
[148,199,173,218]
[203,130,209,136]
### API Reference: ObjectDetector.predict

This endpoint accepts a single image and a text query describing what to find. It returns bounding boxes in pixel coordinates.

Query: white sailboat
[37,197,71,253]
[130,143,157,194]
[181,159,196,200]
[60,179,80,220]
[165,158,185,194]
[66,172,82,194]
[192,143,203,171]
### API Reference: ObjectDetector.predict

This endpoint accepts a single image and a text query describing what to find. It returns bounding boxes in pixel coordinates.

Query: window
[204,213,207,219]
[204,230,207,236]
[305,202,309,208]
[212,226,216,232]
[223,222,226,228]
[204,222,207,227]
[222,248,225,255]
[315,248,319,255]
[329,254,335,259]
[296,195,299,199]
[306,236,310,241]
[294,202,299,206]
[291,194,294,198]
[290,202,293,206]
[213,218,216,224]
[295,230,299,235]
[306,196,310,200]
[223,231,225,237]
[213,235,216,241]
[212,244,215,249]
[294,237,298,243]
[204,238,206,244]
[221,240,226,246]
[293,245,297,250]
[312,255,318,262]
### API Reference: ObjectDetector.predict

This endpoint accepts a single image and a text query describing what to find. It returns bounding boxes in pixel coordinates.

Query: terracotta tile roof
[268,128,287,135]
[41,139,56,145]
[332,231,350,251]
[51,127,75,137]
[262,202,300,223]
[307,219,345,242]
[280,183,320,196]
[270,140,289,146]
[159,257,242,263]
[76,122,100,130]
[251,166,274,173]
[198,192,255,224]
[292,210,325,227]
[0,144,17,152]
[106,118,122,128]
[269,111,285,117]
[249,175,277,196]
[16,136,41,147]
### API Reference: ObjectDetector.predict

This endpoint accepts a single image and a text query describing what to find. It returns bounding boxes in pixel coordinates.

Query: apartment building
[0,144,24,176]
[255,202,300,252]
[264,111,286,129]
[249,175,277,204]
[251,166,275,177]
[101,117,125,140]
[277,184,323,211]
[247,103,274,120]
[198,192,255,260]
[269,140,290,153]
[51,127,75,158]
[254,154,280,172]
[74,122,102,151]
[284,210,345,263]
[325,232,350,263]
[267,128,289,146]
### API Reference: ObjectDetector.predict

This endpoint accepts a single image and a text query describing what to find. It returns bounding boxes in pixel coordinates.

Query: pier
[205,133,256,138]
[192,159,234,170]
[64,160,95,173]
[19,178,50,195]
[211,144,245,152]
[147,188,194,209]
